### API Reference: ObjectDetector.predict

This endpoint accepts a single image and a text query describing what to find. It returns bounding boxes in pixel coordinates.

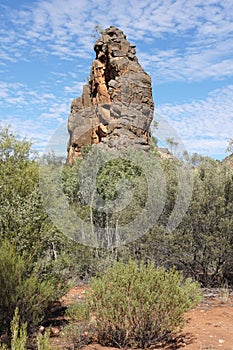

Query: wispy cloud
[156,85,233,158]
[0,81,56,107]
[64,82,85,94]
[1,0,233,82]
[0,79,70,152]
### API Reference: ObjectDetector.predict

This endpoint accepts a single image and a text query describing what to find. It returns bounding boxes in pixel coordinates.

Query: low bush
[0,239,59,334]
[67,260,202,348]
[0,308,52,350]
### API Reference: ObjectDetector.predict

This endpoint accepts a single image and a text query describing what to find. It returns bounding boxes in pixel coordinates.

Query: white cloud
[1,0,233,82]
[156,85,233,158]
[40,102,69,120]
[0,81,56,107]
[138,34,233,82]
[0,78,71,153]
[64,82,85,94]
[1,107,69,154]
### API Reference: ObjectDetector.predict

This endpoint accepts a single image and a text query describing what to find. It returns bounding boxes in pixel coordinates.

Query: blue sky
[1,0,233,160]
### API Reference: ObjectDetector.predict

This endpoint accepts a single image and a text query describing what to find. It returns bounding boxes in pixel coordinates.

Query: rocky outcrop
[223,153,233,168]
[67,26,154,164]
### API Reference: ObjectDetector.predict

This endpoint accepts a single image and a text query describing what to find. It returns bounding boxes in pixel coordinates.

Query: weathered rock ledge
[67,26,154,164]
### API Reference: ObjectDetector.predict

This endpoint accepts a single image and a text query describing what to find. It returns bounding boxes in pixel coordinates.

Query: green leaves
[0,239,56,333]
[10,308,27,350]
[171,158,233,285]
[71,261,202,348]
[0,126,32,164]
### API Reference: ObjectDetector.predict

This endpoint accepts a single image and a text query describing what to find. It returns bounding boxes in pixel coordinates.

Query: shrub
[68,260,202,348]
[0,239,57,334]
[0,308,52,350]
[36,330,52,350]
[10,308,27,350]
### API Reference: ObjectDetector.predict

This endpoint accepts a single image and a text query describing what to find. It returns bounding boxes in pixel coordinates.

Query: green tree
[170,158,233,286]
[0,127,74,334]
[165,137,179,154]
[0,127,69,266]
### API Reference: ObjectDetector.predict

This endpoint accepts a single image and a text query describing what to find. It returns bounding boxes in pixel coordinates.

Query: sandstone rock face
[67,26,154,164]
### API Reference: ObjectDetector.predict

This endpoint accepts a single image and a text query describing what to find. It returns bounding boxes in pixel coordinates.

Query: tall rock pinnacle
[67,26,154,164]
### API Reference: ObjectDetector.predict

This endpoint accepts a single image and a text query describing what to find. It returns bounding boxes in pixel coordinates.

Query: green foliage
[61,151,150,249]
[62,160,82,205]
[0,126,32,163]
[1,123,233,350]
[165,137,179,154]
[0,127,71,317]
[158,158,179,226]
[96,158,142,201]
[116,156,233,288]
[37,330,52,350]
[0,308,52,350]
[10,308,27,350]
[95,157,147,227]
[61,145,233,286]
[171,159,233,286]
[0,126,37,198]
[0,239,57,333]
[0,308,27,350]
[0,127,46,255]
[68,261,201,348]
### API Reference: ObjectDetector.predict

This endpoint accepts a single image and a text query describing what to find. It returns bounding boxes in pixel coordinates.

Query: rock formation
[67,26,154,164]
[223,153,233,168]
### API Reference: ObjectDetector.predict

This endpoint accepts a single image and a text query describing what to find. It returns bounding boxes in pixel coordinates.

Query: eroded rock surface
[67,26,154,164]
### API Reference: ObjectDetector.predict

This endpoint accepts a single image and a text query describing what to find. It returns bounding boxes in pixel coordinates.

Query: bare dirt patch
[182,291,233,350]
